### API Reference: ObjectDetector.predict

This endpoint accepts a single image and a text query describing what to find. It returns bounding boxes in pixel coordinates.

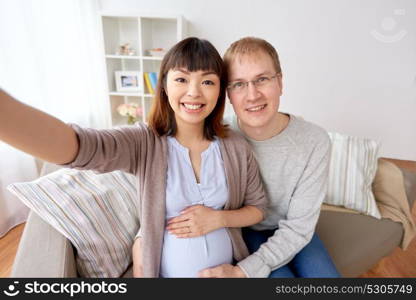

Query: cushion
[325,132,381,219]
[8,168,139,277]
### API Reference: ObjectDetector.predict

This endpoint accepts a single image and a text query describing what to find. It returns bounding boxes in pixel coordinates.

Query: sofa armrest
[11,211,77,277]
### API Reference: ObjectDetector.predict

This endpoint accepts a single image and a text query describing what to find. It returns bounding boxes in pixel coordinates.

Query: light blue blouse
[159,136,233,278]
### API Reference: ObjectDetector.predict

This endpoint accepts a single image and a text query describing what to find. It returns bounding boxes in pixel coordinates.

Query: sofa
[10,159,416,278]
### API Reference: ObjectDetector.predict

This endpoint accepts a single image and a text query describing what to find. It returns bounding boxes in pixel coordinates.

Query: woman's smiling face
[166,68,220,129]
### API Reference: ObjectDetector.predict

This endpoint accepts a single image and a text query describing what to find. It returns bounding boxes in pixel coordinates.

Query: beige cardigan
[63,123,267,277]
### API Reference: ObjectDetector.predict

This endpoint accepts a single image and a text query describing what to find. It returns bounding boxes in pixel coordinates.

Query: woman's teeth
[247,105,266,112]
[183,103,203,110]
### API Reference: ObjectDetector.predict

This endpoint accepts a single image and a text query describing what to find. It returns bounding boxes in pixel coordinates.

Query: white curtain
[0,0,110,237]
[0,143,39,238]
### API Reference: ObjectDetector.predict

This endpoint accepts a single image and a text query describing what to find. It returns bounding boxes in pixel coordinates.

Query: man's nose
[246,82,261,101]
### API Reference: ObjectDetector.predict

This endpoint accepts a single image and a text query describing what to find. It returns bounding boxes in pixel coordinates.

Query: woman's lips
[181,103,205,113]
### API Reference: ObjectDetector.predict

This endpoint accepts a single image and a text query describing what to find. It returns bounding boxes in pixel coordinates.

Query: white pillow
[8,168,139,277]
[325,132,381,219]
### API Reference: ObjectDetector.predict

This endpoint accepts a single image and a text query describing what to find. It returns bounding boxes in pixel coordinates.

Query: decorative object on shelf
[116,43,136,56]
[115,71,143,92]
[147,48,167,57]
[117,103,143,125]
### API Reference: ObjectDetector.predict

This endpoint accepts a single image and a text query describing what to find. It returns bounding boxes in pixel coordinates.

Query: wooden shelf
[109,91,154,97]
[142,56,163,61]
[101,14,185,127]
[105,54,163,61]
[106,54,140,59]
[109,91,141,96]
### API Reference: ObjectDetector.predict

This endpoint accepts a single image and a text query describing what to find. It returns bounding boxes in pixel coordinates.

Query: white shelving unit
[99,13,186,126]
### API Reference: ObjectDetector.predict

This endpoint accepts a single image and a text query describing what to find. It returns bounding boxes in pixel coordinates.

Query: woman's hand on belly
[166,205,224,238]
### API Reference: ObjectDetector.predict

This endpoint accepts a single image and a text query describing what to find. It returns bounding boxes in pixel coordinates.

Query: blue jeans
[242,228,340,278]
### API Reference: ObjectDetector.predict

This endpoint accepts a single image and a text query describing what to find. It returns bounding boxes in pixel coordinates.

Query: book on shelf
[143,72,154,94]
[149,72,158,92]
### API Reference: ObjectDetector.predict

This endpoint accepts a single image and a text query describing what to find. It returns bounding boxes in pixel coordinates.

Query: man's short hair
[223,37,282,75]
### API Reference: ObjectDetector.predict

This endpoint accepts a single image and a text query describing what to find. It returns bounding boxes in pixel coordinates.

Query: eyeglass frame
[227,72,281,93]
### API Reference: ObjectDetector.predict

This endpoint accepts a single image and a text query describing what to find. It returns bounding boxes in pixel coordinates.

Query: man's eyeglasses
[227,73,281,94]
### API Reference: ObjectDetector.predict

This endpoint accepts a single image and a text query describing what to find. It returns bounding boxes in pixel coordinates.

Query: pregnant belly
[160,228,233,278]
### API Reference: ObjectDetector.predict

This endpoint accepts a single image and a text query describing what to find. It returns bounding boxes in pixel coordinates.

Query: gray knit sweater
[228,114,331,278]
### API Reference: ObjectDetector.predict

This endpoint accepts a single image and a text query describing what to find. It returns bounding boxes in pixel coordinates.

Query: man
[199,37,339,278]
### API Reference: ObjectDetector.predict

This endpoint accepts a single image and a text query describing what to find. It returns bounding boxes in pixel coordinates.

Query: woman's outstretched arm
[0,89,79,164]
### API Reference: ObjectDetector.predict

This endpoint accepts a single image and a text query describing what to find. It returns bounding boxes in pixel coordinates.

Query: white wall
[100,0,416,160]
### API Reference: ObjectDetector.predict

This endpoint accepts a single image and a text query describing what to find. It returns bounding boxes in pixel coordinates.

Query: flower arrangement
[117,103,143,125]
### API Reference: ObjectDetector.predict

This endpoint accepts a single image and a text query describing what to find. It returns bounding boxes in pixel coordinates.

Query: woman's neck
[175,122,206,148]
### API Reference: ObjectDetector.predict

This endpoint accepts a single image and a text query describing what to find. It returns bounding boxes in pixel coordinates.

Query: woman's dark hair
[147,37,228,140]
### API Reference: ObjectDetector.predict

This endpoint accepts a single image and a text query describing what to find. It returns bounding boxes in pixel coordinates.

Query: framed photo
[115,71,143,92]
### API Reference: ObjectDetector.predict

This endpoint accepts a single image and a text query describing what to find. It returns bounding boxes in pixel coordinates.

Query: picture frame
[115,71,143,92]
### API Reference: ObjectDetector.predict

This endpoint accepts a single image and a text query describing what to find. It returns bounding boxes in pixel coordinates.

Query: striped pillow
[8,168,139,277]
[326,132,381,219]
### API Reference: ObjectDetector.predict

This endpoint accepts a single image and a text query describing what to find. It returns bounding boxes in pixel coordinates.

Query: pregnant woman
[0,37,267,277]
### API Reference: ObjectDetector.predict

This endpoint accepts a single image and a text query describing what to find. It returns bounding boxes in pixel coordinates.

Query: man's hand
[166,205,223,238]
[198,264,247,278]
